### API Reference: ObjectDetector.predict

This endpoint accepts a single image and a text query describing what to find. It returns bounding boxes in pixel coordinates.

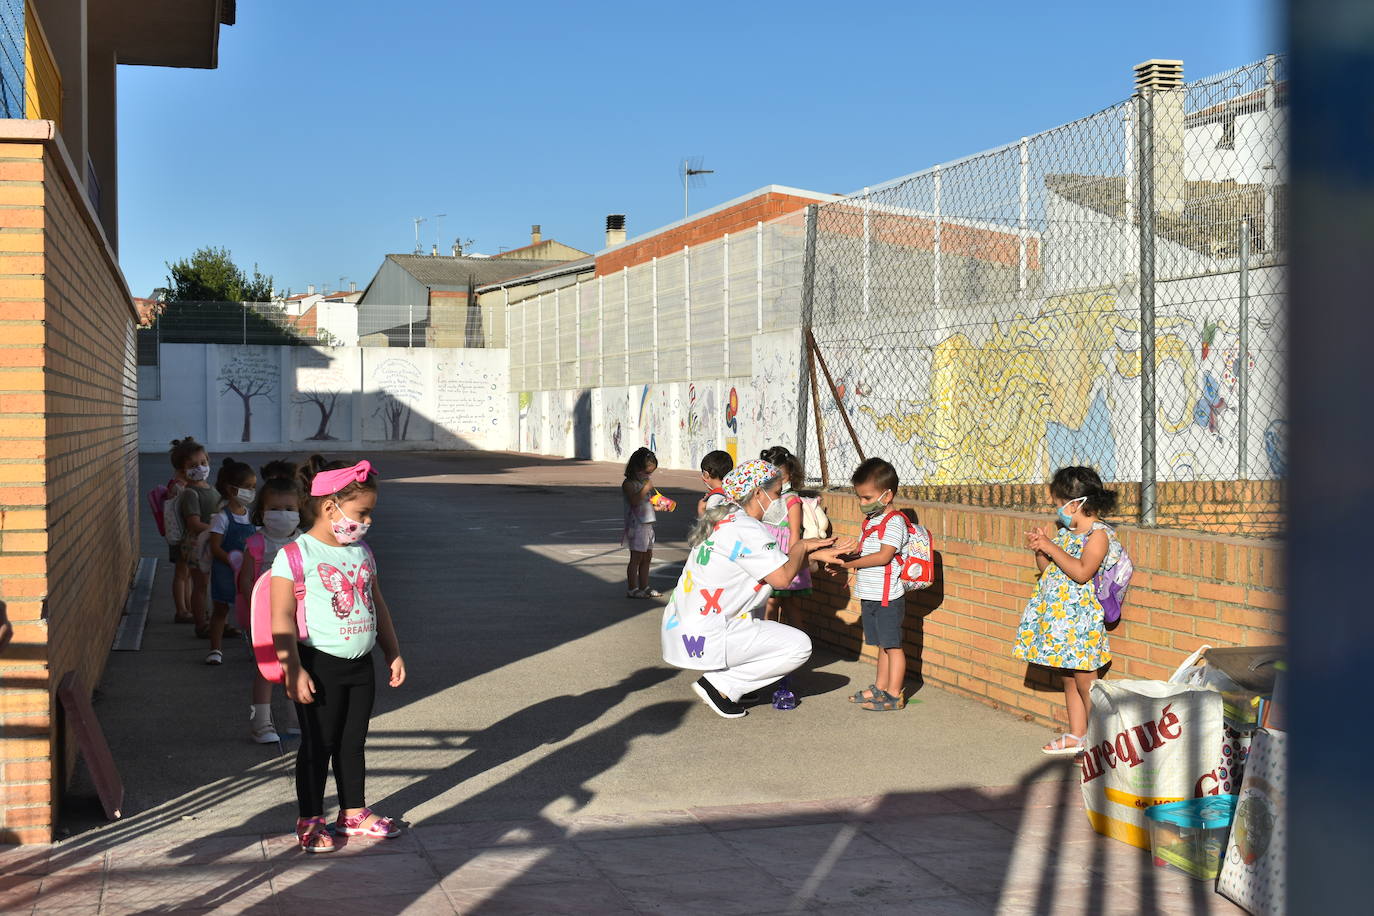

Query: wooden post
[807,329,864,462]
[807,334,829,487]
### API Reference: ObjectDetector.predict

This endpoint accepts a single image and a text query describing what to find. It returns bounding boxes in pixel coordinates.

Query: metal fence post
[554,287,562,389]
[598,277,605,389]
[408,304,413,348]
[503,287,510,350]
[1019,138,1029,297]
[796,204,819,474]
[683,245,692,381]
[535,295,543,390]
[1238,216,1251,479]
[623,267,630,386]
[756,221,764,333]
[574,282,582,389]
[651,257,660,384]
[862,187,871,315]
[241,303,247,345]
[933,167,943,308]
[1136,87,1158,526]
[722,232,731,377]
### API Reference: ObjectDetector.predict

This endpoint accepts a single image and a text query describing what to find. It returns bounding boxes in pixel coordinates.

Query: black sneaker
[692,677,747,719]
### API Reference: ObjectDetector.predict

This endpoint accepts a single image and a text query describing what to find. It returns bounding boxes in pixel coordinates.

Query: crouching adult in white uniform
[661,458,834,718]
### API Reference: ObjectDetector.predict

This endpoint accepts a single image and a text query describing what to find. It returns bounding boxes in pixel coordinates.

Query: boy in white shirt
[815,457,910,710]
[697,450,733,516]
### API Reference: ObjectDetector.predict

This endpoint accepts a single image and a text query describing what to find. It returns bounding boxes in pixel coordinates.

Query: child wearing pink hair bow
[272,457,406,853]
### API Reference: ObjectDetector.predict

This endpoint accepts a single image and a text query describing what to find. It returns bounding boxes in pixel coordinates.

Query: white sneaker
[250,721,281,744]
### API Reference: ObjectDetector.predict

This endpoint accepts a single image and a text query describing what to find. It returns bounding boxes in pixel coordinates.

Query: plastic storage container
[1144,795,1238,880]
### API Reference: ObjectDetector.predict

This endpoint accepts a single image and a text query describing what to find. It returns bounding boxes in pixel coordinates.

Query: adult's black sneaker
[692,677,747,719]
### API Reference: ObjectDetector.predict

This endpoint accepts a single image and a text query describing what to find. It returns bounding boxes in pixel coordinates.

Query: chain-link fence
[505,215,806,392]
[802,56,1285,538]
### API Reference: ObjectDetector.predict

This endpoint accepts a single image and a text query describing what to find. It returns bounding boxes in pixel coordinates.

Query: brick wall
[0,124,138,844]
[596,192,820,276]
[795,491,1284,730]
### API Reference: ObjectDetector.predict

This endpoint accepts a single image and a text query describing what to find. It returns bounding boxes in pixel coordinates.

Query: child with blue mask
[206,458,256,666]
[1015,466,1125,757]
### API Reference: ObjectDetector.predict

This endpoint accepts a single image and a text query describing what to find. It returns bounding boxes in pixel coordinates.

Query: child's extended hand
[387,654,406,688]
[832,535,859,554]
[1027,527,1053,554]
[287,666,316,704]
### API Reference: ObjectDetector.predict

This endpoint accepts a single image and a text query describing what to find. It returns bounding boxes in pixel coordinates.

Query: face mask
[329,503,371,545]
[859,491,890,516]
[756,491,775,515]
[235,487,256,505]
[263,510,299,538]
[187,464,210,482]
[1056,496,1088,528]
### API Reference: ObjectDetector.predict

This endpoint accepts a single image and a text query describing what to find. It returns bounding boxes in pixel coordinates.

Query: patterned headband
[310,460,376,497]
[722,458,779,503]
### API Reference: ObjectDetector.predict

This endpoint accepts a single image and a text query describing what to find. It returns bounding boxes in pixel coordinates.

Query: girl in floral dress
[1015,466,1123,757]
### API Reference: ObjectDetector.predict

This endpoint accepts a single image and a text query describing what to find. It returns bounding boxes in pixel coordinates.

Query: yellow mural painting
[859,292,1197,484]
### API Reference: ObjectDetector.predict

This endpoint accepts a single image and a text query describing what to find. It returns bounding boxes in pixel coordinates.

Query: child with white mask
[237,466,304,743]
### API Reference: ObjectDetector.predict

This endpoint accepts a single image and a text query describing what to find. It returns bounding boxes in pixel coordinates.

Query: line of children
[164,437,200,625]
[622,447,662,599]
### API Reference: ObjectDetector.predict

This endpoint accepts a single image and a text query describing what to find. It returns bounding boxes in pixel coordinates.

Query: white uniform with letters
[660,512,812,701]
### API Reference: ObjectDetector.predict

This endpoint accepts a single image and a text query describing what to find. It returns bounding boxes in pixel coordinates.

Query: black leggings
[295,644,375,818]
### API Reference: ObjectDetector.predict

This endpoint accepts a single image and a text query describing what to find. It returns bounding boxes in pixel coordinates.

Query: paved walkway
[0,451,1244,914]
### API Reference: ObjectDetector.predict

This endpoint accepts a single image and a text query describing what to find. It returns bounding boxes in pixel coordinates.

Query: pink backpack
[249,540,309,684]
[147,481,171,537]
[858,510,936,606]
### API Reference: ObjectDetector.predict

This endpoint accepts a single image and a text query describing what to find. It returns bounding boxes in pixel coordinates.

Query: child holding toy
[622,447,662,598]
[1015,465,1123,756]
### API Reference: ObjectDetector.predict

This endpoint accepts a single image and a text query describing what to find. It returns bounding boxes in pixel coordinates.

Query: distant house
[357,254,571,347]
[275,287,362,346]
[490,224,588,262]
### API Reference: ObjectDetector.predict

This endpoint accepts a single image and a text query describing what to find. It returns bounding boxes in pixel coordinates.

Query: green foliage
[165,246,275,303]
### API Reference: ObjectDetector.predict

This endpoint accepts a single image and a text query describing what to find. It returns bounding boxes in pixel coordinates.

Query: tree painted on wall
[218,352,278,442]
[372,358,423,440]
[294,389,342,440]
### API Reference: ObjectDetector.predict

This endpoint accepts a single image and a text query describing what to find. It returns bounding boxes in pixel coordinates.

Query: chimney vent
[307,284,315,295]
[1134,59,1186,215]
[531,224,542,245]
[431,243,439,256]
[349,281,357,292]
[1134,59,1184,92]
[605,214,627,247]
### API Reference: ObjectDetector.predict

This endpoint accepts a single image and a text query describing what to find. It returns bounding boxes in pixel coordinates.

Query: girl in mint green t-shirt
[270,457,406,854]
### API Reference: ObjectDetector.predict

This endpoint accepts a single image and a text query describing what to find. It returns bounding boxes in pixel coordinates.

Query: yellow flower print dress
[1013,523,1122,671]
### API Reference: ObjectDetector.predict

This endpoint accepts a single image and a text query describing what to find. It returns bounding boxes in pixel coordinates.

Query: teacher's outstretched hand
[660,459,835,719]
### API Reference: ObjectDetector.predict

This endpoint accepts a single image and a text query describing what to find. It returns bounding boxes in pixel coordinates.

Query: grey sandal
[859,689,906,711]
[848,683,880,704]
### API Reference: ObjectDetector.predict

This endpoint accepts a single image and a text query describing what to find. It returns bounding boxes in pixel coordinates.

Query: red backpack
[859,510,935,606]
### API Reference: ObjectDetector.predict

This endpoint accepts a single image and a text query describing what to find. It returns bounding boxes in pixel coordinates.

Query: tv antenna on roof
[680,156,713,220]
[412,213,447,254]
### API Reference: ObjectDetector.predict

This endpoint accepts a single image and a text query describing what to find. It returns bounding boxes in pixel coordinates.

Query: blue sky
[116,0,1279,298]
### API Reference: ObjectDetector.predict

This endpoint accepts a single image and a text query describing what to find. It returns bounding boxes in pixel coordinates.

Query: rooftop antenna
[680,156,713,220]
[412,213,447,254]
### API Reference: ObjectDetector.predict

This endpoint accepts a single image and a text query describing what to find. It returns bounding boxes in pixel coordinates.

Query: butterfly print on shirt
[317,561,375,620]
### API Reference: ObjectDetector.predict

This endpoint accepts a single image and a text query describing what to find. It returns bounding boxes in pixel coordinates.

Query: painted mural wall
[140,344,509,453]
[512,330,804,473]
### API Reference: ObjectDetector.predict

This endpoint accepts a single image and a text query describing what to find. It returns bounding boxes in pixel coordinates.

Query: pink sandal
[296,816,337,853]
[334,807,402,838]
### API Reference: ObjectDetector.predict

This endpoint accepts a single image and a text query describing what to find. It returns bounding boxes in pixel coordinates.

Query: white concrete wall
[139,344,508,454]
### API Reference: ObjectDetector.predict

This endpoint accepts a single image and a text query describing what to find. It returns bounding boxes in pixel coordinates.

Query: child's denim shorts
[861,598,905,649]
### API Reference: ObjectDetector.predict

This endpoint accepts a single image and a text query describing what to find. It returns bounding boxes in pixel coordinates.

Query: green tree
[165,246,274,302]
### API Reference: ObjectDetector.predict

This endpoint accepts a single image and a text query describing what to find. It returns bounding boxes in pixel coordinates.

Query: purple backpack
[1094,533,1133,625]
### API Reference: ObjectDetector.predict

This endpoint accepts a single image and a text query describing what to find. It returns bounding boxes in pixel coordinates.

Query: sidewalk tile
[816,896,997,915]
[559,808,704,839]
[102,862,275,910]
[766,849,961,907]
[0,873,44,910]
[413,819,565,852]
[108,832,267,866]
[613,864,793,915]
[432,843,601,890]
[856,792,974,819]
[716,822,891,868]
[262,829,421,860]
[574,832,741,878]
[0,844,53,875]
[444,877,634,915]
[941,779,1080,812]
[861,812,1016,856]
[270,853,439,900]
[979,805,1101,845]
[27,871,106,910]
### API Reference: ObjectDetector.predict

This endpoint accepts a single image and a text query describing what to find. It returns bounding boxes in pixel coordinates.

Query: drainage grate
[111,557,157,651]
